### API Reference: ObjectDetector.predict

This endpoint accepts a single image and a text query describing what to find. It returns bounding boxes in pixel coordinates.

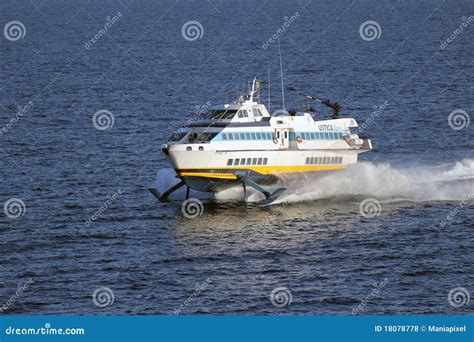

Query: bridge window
[238,110,248,118]
[222,133,227,140]
[253,108,262,117]
[201,109,238,120]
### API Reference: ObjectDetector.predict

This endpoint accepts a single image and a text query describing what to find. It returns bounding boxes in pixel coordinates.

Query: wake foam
[150,159,474,204]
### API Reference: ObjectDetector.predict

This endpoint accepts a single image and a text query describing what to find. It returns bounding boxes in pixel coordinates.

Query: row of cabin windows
[301,132,343,140]
[227,157,268,166]
[237,108,263,118]
[306,156,343,165]
[222,132,274,141]
[221,131,343,141]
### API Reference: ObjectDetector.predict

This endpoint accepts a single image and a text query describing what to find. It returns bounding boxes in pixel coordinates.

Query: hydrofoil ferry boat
[150,76,372,205]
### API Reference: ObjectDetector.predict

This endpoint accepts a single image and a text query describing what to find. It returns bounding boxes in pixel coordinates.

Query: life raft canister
[296,135,303,143]
[273,137,278,144]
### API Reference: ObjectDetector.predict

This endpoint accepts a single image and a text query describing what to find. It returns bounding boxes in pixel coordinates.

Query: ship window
[245,132,251,140]
[284,131,288,139]
[256,132,262,140]
[238,110,248,118]
[247,158,252,165]
[311,132,316,139]
[234,158,240,166]
[330,132,336,139]
[253,108,262,117]
[305,157,309,165]
[330,157,334,164]
[252,158,257,165]
[276,131,280,139]
[325,157,329,164]
[240,133,245,140]
[222,133,227,140]
[233,133,239,140]
[263,158,268,165]
[195,132,218,142]
[227,159,233,165]
[323,133,329,139]
[308,157,313,164]
[257,158,263,165]
[266,133,272,139]
[240,158,246,165]
[338,157,343,164]
[228,133,234,140]
[202,109,238,120]
[251,132,257,140]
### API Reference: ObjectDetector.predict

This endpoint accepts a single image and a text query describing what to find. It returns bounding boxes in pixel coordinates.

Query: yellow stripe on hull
[177,164,346,179]
[178,172,238,180]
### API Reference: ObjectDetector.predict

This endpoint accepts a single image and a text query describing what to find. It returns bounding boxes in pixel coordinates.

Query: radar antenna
[287,85,341,119]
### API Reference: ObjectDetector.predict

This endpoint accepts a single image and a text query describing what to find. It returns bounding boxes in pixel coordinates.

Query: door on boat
[276,129,289,149]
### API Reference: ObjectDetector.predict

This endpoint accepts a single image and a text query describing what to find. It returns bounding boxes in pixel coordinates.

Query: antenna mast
[268,66,271,113]
[277,38,285,112]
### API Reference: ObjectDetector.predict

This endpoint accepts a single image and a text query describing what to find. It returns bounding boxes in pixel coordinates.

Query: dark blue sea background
[0,0,473,315]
